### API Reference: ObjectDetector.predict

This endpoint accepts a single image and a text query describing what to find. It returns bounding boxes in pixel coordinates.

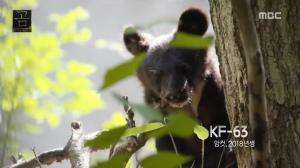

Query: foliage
[100,53,146,90]
[92,153,130,168]
[100,33,214,90]
[95,39,125,54]
[123,122,164,137]
[0,0,104,162]
[85,126,126,150]
[194,125,209,140]
[170,32,214,49]
[86,112,208,167]
[140,152,191,168]
[113,94,163,122]
[103,112,127,129]
[1,0,214,166]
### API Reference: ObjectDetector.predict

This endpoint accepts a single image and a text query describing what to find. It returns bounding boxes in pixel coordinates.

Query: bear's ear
[177,8,208,36]
[123,26,150,56]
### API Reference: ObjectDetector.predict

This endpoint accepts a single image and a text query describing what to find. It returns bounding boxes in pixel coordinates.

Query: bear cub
[123,8,237,168]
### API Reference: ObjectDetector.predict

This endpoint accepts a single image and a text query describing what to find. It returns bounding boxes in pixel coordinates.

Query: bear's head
[123,8,210,114]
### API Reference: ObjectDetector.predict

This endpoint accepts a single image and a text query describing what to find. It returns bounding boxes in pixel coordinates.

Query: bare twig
[31,147,42,168]
[110,96,147,159]
[122,96,135,128]
[108,145,116,159]
[162,117,181,168]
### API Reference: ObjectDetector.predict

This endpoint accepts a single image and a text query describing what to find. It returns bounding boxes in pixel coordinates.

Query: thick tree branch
[231,0,269,167]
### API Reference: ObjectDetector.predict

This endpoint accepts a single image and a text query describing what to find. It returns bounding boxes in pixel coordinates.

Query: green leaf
[100,54,145,90]
[167,112,197,138]
[123,122,164,137]
[194,125,209,140]
[146,113,197,139]
[85,126,126,150]
[140,151,191,168]
[91,153,130,168]
[170,32,214,49]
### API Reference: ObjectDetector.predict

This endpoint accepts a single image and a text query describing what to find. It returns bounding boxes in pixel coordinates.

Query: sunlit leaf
[95,39,125,53]
[71,7,90,20]
[47,113,60,127]
[194,125,209,140]
[51,7,89,33]
[22,124,41,134]
[34,75,51,94]
[10,0,38,9]
[23,96,38,113]
[0,2,103,155]
[103,112,127,129]
[67,60,96,76]
[85,126,126,150]
[170,32,214,49]
[140,151,191,168]
[100,54,145,90]
[75,27,92,42]
[1,99,13,111]
[145,139,157,152]
[21,150,34,160]
[125,156,134,168]
[64,90,104,113]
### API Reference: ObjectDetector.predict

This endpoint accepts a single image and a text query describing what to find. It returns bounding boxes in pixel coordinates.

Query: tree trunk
[209,0,300,167]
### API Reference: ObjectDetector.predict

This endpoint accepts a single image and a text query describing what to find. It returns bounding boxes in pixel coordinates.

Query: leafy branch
[8,96,209,168]
[8,97,147,168]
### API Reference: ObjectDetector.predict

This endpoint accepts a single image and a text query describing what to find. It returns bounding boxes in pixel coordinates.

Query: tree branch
[8,97,148,168]
[110,96,147,160]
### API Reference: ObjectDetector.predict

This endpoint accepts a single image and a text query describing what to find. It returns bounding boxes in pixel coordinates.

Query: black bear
[123,8,237,168]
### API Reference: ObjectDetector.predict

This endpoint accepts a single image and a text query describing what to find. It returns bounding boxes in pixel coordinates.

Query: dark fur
[123,8,237,168]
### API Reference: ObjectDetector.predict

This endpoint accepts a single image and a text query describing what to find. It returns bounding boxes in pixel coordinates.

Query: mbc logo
[259,12,281,20]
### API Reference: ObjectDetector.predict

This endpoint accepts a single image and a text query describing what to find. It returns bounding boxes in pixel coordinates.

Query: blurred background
[0,0,212,167]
